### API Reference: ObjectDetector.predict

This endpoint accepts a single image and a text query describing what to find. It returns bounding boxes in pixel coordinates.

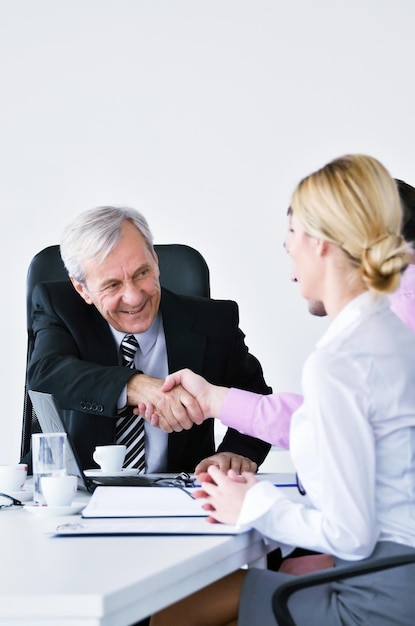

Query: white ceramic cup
[93,445,126,473]
[41,474,78,507]
[0,464,28,493]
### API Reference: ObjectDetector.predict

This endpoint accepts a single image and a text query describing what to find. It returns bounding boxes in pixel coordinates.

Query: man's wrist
[125,371,144,405]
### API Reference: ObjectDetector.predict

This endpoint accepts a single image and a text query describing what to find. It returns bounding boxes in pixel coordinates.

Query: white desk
[0,474,296,626]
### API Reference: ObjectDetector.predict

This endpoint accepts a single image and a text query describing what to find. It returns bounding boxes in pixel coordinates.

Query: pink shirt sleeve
[219,388,303,449]
[389,265,415,334]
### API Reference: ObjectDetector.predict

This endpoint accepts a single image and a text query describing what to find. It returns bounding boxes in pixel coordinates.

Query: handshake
[131,368,229,433]
[128,369,262,474]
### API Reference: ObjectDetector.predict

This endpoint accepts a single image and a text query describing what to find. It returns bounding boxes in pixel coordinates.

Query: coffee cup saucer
[0,487,33,502]
[85,468,138,478]
[24,502,85,517]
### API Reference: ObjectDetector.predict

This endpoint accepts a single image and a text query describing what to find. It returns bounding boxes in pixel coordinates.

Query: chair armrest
[272,551,415,626]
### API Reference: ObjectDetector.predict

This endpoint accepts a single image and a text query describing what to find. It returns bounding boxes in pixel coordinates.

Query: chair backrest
[21,243,210,458]
[272,552,415,626]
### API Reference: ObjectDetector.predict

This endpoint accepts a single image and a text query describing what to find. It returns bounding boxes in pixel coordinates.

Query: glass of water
[32,433,67,504]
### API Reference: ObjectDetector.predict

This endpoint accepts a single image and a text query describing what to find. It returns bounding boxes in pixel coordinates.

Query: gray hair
[60,206,154,283]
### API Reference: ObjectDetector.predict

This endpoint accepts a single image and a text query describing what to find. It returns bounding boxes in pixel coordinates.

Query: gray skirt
[239,541,415,626]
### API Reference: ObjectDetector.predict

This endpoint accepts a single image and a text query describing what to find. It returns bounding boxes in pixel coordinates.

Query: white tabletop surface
[0,473,297,625]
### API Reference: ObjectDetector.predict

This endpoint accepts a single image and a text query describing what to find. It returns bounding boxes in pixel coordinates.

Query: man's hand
[161,369,228,419]
[195,452,257,474]
[193,465,258,525]
[135,369,228,432]
[127,373,204,431]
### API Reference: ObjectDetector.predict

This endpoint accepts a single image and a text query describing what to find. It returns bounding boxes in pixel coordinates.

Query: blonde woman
[149,154,415,626]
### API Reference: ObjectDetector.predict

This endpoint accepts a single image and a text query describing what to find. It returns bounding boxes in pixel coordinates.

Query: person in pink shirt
[389,179,415,332]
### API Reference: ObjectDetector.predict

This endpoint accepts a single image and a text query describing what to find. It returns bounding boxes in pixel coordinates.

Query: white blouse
[235,292,415,560]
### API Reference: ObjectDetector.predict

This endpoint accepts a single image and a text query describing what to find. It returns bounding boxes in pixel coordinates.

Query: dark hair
[395,179,415,246]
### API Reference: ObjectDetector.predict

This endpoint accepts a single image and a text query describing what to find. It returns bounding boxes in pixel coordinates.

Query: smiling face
[71,220,161,333]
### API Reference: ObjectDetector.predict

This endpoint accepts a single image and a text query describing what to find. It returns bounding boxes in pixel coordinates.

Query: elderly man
[27,205,272,474]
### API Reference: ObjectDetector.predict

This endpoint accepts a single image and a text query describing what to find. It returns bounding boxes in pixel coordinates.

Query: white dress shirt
[235,292,415,560]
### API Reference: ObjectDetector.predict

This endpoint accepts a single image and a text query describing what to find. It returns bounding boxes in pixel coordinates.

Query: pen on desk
[273,481,297,487]
[296,473,307,495]
[192,481,296,488]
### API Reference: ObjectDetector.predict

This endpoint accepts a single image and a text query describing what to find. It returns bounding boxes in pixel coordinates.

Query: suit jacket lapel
[160,289,206,374]
[85,304,120,366]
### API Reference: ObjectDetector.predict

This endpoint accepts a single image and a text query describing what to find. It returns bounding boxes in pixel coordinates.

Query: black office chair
[272,551,415,626]
[21,243,210,459]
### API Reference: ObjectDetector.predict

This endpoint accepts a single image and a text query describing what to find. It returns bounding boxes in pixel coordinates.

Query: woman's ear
[316,239,330,257]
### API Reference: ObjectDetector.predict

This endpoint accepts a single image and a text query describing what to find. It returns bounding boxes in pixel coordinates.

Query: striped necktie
[115,334,145,472]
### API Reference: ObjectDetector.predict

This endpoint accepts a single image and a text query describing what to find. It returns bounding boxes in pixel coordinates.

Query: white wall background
[1,0,414,464]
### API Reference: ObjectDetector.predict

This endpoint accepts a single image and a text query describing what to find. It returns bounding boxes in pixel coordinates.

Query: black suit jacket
[28,283,272,471]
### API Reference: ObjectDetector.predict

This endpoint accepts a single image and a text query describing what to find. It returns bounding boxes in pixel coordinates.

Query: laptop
[28,390,173,492]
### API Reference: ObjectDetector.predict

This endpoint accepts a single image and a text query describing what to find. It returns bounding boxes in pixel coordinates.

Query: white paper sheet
[81,486,207,518]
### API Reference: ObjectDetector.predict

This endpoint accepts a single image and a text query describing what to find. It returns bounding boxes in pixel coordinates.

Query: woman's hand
[194,465,258,525]
[135,368,228,431]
